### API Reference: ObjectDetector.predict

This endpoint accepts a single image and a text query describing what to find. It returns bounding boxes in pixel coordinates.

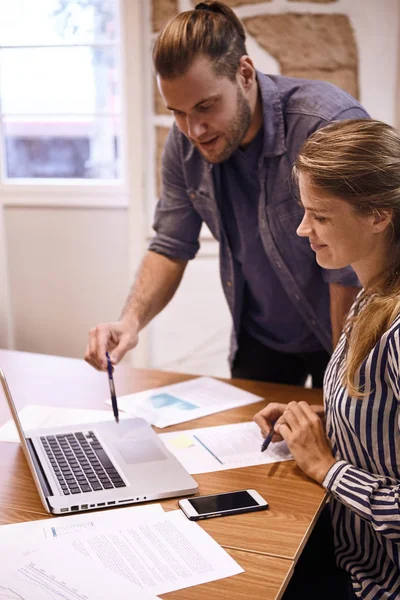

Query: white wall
[149,243,232,377]
[5,206,130,359]
[0,203,13,348]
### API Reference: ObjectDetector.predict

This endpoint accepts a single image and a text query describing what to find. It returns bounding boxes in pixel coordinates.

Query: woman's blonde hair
[294,119,400,397]
[153,1,247,80]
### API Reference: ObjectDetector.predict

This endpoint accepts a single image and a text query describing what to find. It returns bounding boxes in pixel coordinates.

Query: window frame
[0,0,130,207]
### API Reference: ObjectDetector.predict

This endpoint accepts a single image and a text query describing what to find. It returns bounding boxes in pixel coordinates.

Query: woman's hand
[253,403,289,443]
[275,401,336,484]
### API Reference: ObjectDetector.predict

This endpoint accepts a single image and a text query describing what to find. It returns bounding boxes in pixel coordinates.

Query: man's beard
[196,86,252,163]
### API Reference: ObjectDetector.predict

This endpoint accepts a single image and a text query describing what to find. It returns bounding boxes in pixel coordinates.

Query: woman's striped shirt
[322,310,400,599]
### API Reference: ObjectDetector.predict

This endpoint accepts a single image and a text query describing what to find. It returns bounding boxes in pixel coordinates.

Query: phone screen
[188,491,258,515]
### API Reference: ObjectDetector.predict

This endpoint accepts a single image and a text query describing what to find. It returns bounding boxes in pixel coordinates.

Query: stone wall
[152,0,340,31]
[244,13,358,99]
[152,0,178,32]
[207,0,271,6]
[288,0,337,2]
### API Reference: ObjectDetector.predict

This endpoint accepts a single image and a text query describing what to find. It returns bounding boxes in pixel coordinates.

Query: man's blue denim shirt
[149,73,369,364]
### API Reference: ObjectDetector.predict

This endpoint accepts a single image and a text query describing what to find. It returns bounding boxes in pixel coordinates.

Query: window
[0,0,122,181]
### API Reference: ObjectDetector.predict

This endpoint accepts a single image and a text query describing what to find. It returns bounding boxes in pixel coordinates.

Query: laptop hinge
[26,438,54,499]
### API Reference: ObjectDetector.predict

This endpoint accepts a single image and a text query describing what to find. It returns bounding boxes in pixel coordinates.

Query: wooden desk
[0,350,326,598]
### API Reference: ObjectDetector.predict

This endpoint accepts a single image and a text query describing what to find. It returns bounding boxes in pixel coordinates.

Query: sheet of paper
[0,544,159,600]
[106,376,263,427]
[63,510,243,594]
[0,503,165,564]
[0,404,130,443]
[0,507,243,596]
[159,421,292,474]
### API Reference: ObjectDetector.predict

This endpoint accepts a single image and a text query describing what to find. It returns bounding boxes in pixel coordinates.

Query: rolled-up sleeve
[323,460,400,543]
[148,126,203,261]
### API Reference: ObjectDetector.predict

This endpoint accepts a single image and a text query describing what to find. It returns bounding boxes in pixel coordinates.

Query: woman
[254,119,400,599]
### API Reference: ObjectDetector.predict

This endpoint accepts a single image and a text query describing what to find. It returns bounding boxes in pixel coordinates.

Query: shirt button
[227,281,232,287]
[189,192,196,200]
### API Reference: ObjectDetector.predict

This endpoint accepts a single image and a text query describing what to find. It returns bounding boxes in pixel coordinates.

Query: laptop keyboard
[40,430,126,495]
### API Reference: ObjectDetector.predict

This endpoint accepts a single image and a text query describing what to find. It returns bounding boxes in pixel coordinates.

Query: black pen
[261,421,277,453]
[106,352,119,423]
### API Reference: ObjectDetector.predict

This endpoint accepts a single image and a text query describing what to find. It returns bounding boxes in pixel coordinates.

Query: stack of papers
[0,503,243,598]
[106,376,263,427]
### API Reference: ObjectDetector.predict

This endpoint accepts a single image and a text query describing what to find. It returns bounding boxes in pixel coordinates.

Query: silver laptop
[0,366,198,515]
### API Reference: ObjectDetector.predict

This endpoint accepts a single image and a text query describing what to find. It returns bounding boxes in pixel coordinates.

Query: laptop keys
[90,446,114,470]
[41,431,126,494]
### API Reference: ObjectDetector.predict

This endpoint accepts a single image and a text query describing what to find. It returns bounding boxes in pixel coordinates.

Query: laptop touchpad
[116,439,167,464]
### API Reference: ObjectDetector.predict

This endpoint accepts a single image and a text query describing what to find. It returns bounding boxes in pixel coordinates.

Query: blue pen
[106,352,119,423]
[261,421,277,453]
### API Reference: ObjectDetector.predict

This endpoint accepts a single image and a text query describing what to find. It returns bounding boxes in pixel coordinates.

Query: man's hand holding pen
[106,351,119,424]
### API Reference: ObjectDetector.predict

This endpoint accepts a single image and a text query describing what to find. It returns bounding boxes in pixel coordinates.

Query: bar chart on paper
[111,377,263,427]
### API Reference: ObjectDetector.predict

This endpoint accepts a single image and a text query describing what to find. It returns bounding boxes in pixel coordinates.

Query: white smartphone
[178,489,268,520]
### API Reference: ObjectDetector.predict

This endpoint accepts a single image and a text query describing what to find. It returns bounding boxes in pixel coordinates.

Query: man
[85,1,367,387]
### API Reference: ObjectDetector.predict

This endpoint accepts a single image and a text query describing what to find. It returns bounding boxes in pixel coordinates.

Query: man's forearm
[121,250,188,331]
[329,283,360,349]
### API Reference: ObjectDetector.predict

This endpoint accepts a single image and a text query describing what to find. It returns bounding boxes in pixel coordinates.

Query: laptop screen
[0,365,30,444]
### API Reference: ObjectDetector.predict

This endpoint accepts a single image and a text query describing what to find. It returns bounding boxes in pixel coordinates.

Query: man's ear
[237,56,255,89]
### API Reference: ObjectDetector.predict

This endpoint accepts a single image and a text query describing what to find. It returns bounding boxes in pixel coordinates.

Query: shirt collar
[256,71,286,158]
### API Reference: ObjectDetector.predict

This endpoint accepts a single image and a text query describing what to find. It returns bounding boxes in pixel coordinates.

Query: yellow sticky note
[169,434,195,449]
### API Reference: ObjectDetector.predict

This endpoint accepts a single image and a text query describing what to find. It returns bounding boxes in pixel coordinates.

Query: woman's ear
[371,209,392,233]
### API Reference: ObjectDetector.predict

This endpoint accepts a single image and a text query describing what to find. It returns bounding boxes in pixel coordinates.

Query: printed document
[106,376,263,427]
[0,505,243,595]
[0,544,158,600]
[0,404,130,443]
[0,504,165,560]
[159,421,292,474]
